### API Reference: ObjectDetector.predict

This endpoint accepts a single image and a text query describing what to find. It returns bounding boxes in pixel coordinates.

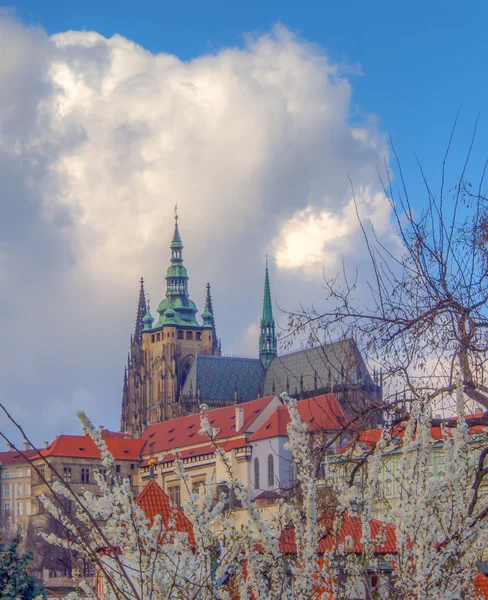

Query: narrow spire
[134,277,147,345]
[202,283,220,354]
[259,258,277,369]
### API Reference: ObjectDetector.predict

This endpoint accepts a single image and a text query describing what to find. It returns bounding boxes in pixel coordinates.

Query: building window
[157,333,161,341]
[81,468,90,484]
[3,503,9,516]
[196,332,202,341]
[385,479,393,496]
[3,470,9,479]
[186,331,193,340]
[25,467,30,476]
[4,484,10,497]
[268,454,274,488]
[192,480,204,495]
[115,464,121,473]
[17,484,22,497]
[254,458,260,489]
[17,502,22,516]
[439,454,445,465]
[17,469,22,478]
[178,331,184,340]
[131,464,134,470]
[63,467,72,483]
[168,485,181,508]
[39,467,45,481]
[151,335,155,343]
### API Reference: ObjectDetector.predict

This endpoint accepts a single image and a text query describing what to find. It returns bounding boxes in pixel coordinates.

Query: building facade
[0,447,37,545]
[122,210,382,436]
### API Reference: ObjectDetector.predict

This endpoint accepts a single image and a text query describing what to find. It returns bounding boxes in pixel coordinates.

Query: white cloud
[0,18,396,443]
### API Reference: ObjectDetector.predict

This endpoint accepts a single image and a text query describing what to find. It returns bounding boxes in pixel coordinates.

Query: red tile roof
[0,449,39,466]
[140,396,277,455]
[40,433,145,461]
[279,511,396,556]
[135,480,195,545]
[249,394,350,442]
[475,573,488,599]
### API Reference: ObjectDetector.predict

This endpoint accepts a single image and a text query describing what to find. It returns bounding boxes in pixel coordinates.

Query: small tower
[259,259,277,369]
[202,283,221,355]
[134,278,147,346]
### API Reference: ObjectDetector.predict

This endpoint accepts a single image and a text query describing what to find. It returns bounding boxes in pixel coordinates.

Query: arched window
[254,458,260,489]
[268,454,274,488]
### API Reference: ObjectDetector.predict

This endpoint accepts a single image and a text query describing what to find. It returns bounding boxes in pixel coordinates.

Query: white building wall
[248,436,291,499]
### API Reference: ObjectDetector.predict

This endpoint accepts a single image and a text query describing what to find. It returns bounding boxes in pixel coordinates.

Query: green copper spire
[142,297,154,331]
[259,258,277,369]
[155,207,199,328]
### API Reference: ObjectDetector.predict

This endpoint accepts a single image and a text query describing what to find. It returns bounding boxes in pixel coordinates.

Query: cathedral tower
[121,209,220,435]
[259,259,277,369]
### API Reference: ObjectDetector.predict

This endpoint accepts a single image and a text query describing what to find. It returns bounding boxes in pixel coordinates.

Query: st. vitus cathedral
[121,210,382,436]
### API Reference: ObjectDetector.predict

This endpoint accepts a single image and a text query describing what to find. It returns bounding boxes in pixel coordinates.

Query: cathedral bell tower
[121,208,220,435]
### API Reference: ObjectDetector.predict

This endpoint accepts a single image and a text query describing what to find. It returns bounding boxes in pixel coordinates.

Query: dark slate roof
[263,339,373,397]
[182,355,266,402]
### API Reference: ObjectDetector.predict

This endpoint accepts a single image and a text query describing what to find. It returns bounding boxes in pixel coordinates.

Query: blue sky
[1,1,487,441]
[12,0,488,179]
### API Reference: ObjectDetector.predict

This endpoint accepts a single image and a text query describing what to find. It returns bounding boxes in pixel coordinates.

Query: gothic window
[186,331,193,340]
[178,331,184,340]
[268,454,274,488]
[254,458,260,489]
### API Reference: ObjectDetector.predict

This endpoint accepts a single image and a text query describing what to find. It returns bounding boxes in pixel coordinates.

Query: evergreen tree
[0,534,45,600]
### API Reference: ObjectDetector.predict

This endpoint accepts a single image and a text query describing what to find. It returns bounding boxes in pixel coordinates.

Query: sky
[0,0,487,445]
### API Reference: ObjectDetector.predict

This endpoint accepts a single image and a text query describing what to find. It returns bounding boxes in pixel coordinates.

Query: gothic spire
[259,258,277,369]
[154,207,200,328]
[134,277,147,345]
[202,283,220,354]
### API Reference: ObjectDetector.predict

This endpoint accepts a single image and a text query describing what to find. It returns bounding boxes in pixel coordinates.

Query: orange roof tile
[475,572,488,599]
[279,511,396,556]
[0,449,39,465]
[135,480,195,545]
[140,396,277,455]
[249,394,350,442]
[40,433,145,461]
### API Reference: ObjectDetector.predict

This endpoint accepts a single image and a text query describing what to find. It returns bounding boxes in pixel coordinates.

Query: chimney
[98,426,104,435]
[235,407,244,432]
[23,442,29,451]
[7,443,13,452]
[82,428,87,437]
[44,441,49,449]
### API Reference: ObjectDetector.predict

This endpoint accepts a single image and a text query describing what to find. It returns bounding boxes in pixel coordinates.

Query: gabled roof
[249,394,350,442]
[140,396,277,455]
[135,480,195,545]
[0,449,39,466]
[181,355,265,402]
[263,339,373,396]
[280,511,396,555]
[40,433,145,461]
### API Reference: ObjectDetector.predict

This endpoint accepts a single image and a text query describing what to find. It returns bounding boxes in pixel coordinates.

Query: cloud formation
[0,18,394,443]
